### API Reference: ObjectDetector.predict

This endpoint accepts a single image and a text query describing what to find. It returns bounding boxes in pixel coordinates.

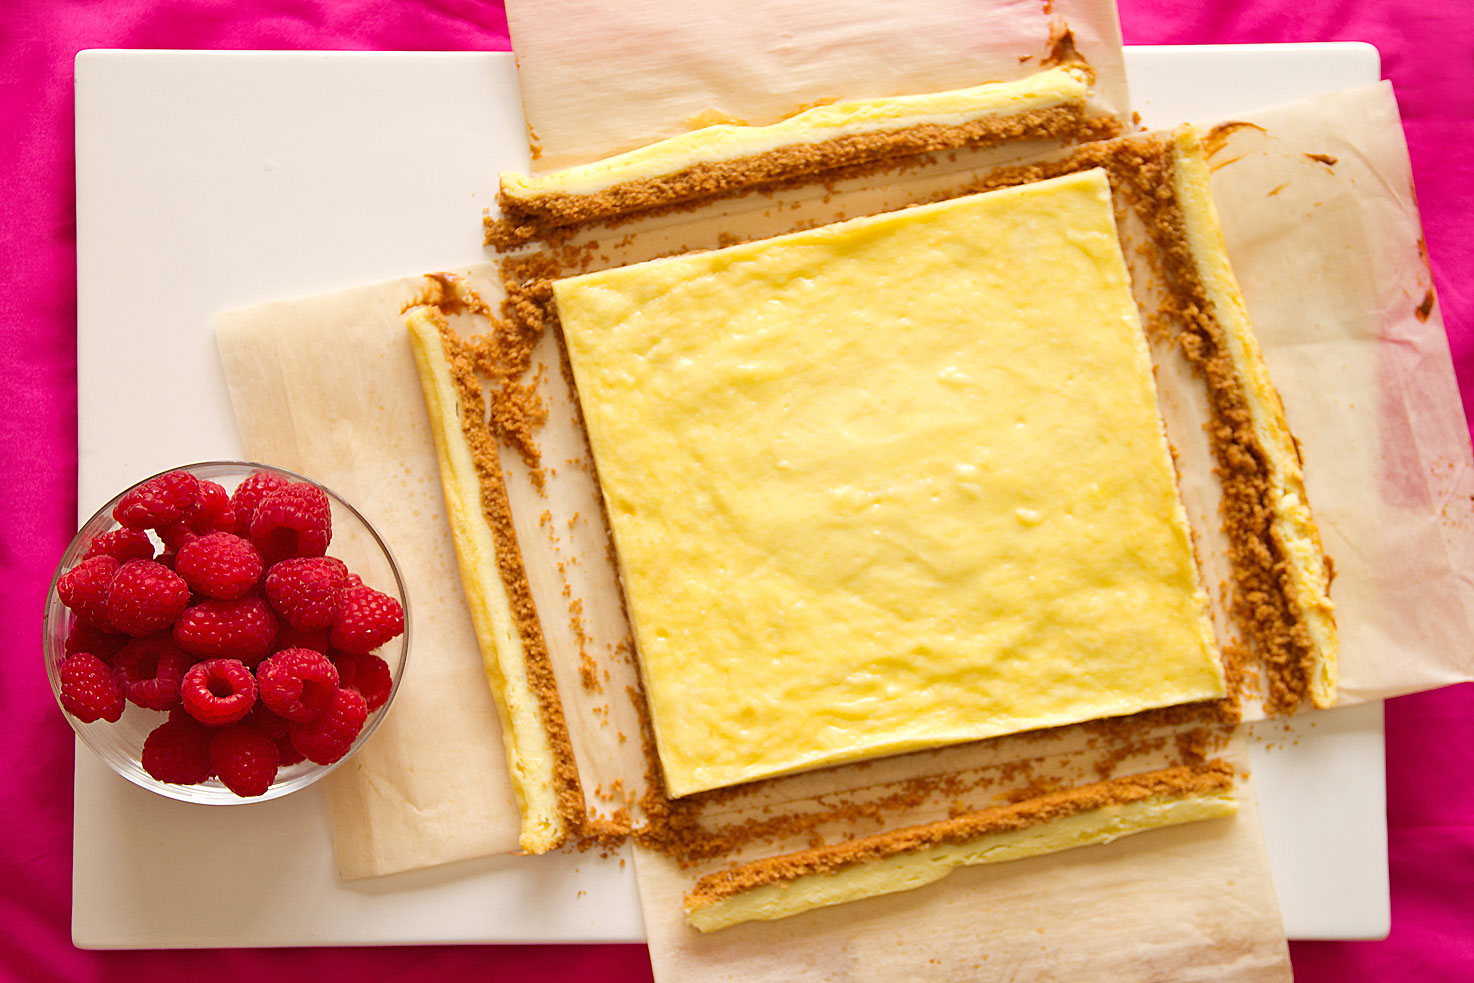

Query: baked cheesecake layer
[684,761,1238,932]
[1166,127,1339,709]
[490,67,1104,242]
[555,168,1226,798]
[406,292,581,853]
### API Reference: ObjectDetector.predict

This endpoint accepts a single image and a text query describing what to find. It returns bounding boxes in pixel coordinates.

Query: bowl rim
[44,459,411,805]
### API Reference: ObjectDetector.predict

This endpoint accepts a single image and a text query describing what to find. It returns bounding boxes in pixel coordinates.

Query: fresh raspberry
[229,471,289,538]
[275,735,307,767]
[173,596,278,665]
[250,482,332,564]
[180,658,257,726]
[244,701,291,741]
[189,480,237,534]
[334,651,393,712]
[329,585,404,654]
[141,715,214,785]
[64,621,127,664]
[256,647,339,723]
[57,555,120,630]
[175,533,263,600]
[245,705,306,767]
[113,470,201,530]
[263,556,347,630]
[289,687,367,765]
[112,633,191,710]
[82,527,155,564]
[209,725,280,797]
[157,520,200,555]
[105,559,190,637]
[58,652,125,723]
[272,624,331,653]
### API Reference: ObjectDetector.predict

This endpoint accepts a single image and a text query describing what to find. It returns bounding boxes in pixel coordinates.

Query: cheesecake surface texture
[555,168,1227,797]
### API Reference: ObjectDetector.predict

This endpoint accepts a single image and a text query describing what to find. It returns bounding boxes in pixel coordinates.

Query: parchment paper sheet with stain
[504,0,1131,170]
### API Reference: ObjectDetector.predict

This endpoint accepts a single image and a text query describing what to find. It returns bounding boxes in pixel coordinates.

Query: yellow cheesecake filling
[555,168,1225,799]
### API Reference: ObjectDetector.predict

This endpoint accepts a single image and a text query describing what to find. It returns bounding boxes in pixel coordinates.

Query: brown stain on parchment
[1202,121,1266,158]
[1415,289,1436,323]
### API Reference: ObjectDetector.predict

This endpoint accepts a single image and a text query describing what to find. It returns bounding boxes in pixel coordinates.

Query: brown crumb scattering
[1304,152,1338,168]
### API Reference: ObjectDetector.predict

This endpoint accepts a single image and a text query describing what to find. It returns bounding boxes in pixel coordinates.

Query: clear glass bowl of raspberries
[43,462,409,804]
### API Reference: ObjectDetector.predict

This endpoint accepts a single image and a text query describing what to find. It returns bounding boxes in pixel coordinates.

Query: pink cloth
[1,1,1468,980]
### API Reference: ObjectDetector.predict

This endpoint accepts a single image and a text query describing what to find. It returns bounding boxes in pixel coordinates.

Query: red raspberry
[229,471,289,538]
[157,520,200,555]
[190,479,237,534]
[275,736,307,767]
[334,651,393,712]
[263,556,346,630]
[180,658,257,726]
[289,687,367,765]
[272,624,330,653]
[57,555,120,630]
[83,527,155,564]
[256,648,339,723]
[58,652,125,723]
[112,633,191,710]
[141,715,214,785]
[64,621,127,664]
[244,705,306,767]
[173,595,278,665]
[244,701,291,740]
[330,585,404,654]
[105,559,190,636]
[250,482,332,564]
[113,470,201,530]
[175,533,263,600]
[209,725,280,797]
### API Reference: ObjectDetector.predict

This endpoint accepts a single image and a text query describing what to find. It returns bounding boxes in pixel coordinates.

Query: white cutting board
[72,43,1388,948]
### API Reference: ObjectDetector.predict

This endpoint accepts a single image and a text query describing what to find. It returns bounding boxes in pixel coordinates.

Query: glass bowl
[43,461,409,804]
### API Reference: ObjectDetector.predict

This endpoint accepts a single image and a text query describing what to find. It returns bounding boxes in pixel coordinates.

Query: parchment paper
[212,36,1472,983]
[216,269,524,879]
[636,738,1291,983]
[505,0,1130,170]
[1204,85,1474,703]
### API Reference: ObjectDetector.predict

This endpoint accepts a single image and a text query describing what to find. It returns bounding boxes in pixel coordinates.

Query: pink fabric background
[1,1,1468,980]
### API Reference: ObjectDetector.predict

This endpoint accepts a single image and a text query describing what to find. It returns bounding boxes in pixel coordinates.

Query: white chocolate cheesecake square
[555,168,1225,798]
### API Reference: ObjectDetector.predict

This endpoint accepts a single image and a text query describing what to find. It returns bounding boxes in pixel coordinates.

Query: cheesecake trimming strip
[1163,127,1338,710]
[404,278,585,853]
[486,66,1120,247]
[681,760,1238,932]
